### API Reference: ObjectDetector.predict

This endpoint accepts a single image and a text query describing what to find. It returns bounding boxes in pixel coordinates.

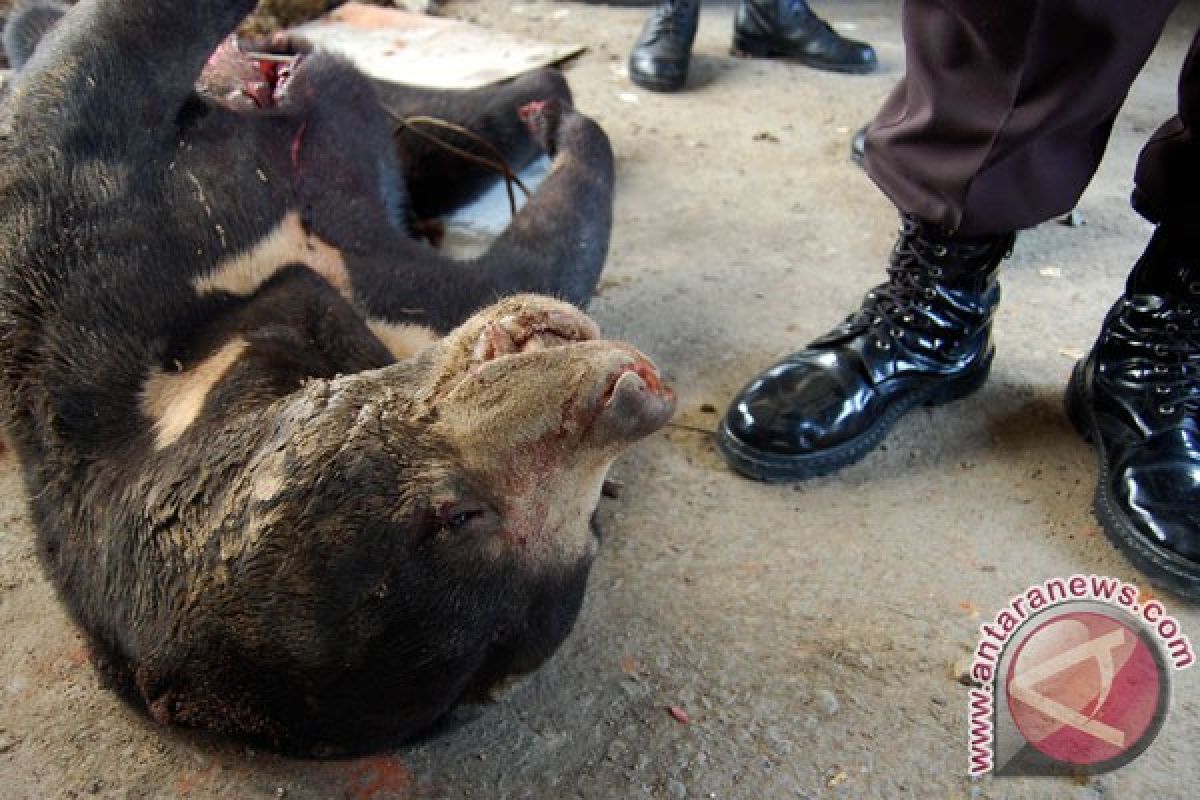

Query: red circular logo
[1004,611,1166,767]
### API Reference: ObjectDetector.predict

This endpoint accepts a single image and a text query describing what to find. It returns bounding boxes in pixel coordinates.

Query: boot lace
[647,0,697,40]
[855,218,975,352]
[1111,295,1200,418]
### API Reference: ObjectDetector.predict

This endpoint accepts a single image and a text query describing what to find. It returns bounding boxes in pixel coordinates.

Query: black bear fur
[0,0,673,755]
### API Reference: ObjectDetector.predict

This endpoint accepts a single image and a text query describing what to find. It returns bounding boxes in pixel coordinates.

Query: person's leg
[1132,28,1200,226]
[719,0,1179,483]
[1066,30,1200,598]
[865,0,1180,235]
[732,0,876,74]
[629,0,702,92]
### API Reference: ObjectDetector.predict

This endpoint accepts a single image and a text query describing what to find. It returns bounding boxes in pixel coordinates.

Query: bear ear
[3,1,69,70]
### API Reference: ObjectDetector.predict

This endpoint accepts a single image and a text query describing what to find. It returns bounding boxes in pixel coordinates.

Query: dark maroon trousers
[864,0,1197,236]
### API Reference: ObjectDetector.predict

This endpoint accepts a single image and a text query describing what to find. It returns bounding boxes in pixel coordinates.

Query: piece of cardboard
[293,3,585,90]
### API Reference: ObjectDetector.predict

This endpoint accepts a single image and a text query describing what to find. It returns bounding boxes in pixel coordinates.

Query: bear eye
[430,496,494,539]
[439,505,490,535]
[446,510,480,530]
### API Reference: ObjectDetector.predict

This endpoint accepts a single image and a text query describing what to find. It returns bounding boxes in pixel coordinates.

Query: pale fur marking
[192,211,351,297]
[367,320,440,359]
[142,338,249,449]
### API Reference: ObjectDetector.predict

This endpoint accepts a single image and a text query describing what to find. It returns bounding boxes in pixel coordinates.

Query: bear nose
[592,354,675,444]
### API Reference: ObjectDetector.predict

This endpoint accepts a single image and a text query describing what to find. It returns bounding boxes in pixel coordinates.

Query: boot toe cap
[629,53,689,91]
[723,354,875,456]
[814,38,877,73]
[1111,429,1200,564]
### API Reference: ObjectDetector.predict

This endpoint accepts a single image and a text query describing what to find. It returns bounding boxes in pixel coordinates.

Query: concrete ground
[2,1,1200,798]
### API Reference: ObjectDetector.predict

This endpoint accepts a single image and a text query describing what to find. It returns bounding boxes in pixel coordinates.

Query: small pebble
[815,689,839,715]
[1059,209,1086,227]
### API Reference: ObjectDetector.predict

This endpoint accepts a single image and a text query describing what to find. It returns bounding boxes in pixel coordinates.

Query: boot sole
[731,33,877,74]
[629,70,688,92]
[1065,361,1200,599]
[716,352,993,483]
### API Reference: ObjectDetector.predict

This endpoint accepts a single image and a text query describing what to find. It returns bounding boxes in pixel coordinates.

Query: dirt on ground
[3,1,1200,799]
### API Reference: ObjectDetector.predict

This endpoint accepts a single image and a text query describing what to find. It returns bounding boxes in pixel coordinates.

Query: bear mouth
[246,52,302,109]
[200,35,303,110]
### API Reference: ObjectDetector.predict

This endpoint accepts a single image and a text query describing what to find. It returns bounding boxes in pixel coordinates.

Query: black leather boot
[718,216,1015,481]
[629,0,701,92]
[850,124,867,166]
[732,0,877,74]
[1066,224,1200,598]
